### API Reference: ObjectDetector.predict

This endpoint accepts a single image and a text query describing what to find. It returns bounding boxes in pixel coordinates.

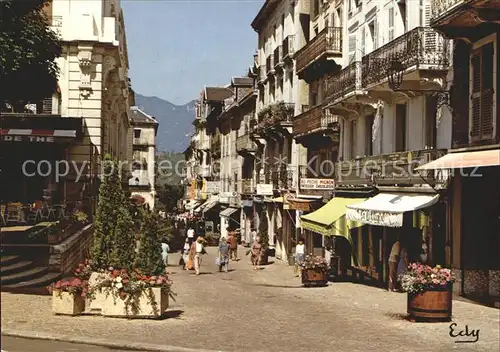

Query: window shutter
[480,43,494,140]
[388,8,394,42]
[361,26,365,55]
[349,35,356,62]
[470,53,481,141]
[373,18,378,50]
[424,3,431,26]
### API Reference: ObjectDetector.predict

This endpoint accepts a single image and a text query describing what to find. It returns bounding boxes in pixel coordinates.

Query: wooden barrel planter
[407,285,452,322]
[301,269,328,287]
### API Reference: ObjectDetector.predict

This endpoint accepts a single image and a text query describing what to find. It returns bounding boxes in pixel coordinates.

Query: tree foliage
[156,184,184,212]
[92,156,135,270]
[135,209,165,276]
[0,0,62,110]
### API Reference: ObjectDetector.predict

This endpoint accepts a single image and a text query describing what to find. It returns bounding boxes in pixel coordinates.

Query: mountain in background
[135,93,195,152]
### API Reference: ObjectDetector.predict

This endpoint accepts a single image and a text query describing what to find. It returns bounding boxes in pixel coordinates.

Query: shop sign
[2,135,55,143]
[256,184,273,195]
[346,208,403,228]
[288,200,311,211]
[300,178,335,190]
[205,181,220,194]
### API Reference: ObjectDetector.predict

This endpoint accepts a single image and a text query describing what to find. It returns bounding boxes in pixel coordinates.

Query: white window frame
[469,33,497,143]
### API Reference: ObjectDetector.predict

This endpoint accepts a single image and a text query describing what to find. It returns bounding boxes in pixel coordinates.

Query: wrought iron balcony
[283,35,295,60]
[361,27,450,89]
[255,102,295,133]
[293,104,340,138]
[324,61,363,104]
[274,45,283,68]
[430,0,500,37]
[266,54,275,76]
[236,134,257,154]
[335,148,448,186]
[295,27,342,75]
[431,0,468,22]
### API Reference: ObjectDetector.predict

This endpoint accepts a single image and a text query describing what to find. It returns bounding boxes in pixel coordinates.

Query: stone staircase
[1,253,61,294]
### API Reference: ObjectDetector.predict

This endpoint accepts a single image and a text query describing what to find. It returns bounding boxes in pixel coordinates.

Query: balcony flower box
[400,263,454,322]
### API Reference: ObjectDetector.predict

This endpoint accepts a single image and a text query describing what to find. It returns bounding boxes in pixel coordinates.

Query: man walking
[227,228,239,261]
[388,237,401,292]
[187,225,195,246]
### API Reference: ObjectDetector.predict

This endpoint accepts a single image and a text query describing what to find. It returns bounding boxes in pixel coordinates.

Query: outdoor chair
[39,203,52,221]
[6,203,23,223]
[26,201,43,223]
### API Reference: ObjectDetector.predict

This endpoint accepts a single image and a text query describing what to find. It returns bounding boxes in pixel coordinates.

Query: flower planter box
[52,291,85,315]
[407,285,452,322]
[301,268,328,287]
[98,287,169,318]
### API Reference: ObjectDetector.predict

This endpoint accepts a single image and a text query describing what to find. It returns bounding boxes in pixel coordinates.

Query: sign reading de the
[2,135,55,143]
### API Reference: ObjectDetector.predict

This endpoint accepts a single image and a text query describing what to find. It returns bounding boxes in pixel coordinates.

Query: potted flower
[300,255,329,287]
[400,263,455,322]
[88,268,174,317]
[50,277,87,315]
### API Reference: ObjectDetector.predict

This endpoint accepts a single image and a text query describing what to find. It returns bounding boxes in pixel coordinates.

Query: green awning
[300,197,367,241]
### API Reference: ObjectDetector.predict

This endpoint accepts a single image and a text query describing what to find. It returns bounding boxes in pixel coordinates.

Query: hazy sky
[122,0,263,106]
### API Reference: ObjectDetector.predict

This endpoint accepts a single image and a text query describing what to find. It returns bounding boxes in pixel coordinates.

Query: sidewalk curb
[2,329,224,352]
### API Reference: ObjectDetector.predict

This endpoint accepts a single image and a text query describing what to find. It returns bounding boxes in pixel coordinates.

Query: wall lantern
[387,59,405,91]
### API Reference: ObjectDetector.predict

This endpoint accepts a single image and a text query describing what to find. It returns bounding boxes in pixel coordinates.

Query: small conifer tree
[135,209,166,276]
[259,208,269,249]
[91,156,119,268]
[109,182,136,270]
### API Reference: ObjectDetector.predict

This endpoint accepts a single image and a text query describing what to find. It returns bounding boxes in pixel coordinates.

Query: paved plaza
[1,247,499,352]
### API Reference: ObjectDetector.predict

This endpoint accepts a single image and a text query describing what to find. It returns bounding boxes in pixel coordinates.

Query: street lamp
[387,58,404,91]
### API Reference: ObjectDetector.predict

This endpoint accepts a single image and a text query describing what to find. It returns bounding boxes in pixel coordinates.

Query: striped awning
[1,129,77,138]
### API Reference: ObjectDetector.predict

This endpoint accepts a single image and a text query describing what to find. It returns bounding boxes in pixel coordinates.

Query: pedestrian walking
[227,228,239,261]
[294,238,305,277]
[217,237,231,273]
[187,225,195,245]
[194,236,206,275]
[388,237,401,292]
[181,238,190,270]
[161,240,170,269]
[251,236,262,271]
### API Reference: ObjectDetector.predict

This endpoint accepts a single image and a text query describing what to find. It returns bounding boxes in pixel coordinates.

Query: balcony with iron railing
[273,45,283,69]
[335,148,448,187]
[254,102,295,134]
[266,54,275,76]
[361,27,450,90]
[133,137,152,145]
[236,134,257,154]
[293,104,340,138]
[430,0,500,36]
[295,27,342,77]
[324,61,363,105]
[283,35,295,60]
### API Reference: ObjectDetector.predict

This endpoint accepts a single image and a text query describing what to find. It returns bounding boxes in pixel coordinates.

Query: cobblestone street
[2,247,499,352]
